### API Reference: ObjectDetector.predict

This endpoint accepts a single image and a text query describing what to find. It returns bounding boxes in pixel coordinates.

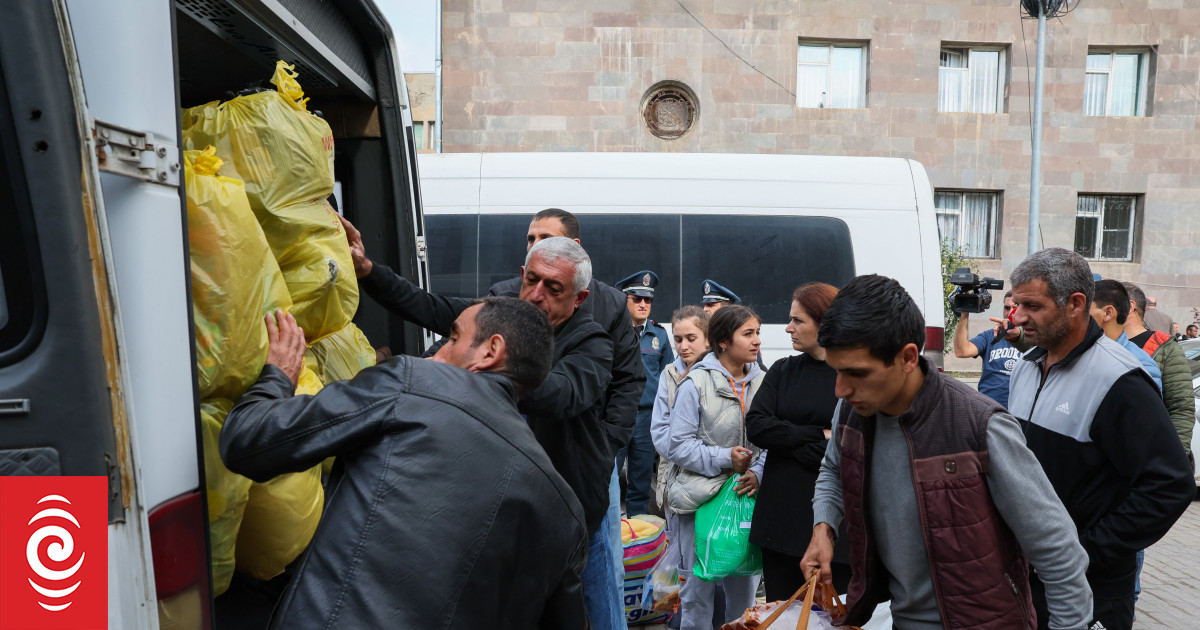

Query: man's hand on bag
[265,309,306,387]
[800,523,836,585]
[338,214,373,278]
[730,446,752,473]
[734,471,759,496]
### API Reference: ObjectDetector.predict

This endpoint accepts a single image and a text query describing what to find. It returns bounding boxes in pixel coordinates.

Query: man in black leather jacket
[220,298,590,629]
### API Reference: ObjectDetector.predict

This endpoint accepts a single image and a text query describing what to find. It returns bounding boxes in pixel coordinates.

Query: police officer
[702,279,766,370]
[615,270,674,517]
[701,279,742,314]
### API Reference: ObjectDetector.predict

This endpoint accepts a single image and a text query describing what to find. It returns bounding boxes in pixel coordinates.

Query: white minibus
[418,152,945,368]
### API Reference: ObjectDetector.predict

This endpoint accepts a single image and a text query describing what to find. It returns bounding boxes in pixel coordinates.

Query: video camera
[949,267,1004,314]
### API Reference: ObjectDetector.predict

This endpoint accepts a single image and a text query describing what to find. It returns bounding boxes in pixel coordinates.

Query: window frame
[795,40,868,110]
[934,190,1001,259]
[1073,194,1139,262]
[1084,49,1150,117]
[938,45,1007,114]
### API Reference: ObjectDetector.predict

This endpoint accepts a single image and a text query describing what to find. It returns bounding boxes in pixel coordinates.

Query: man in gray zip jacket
[1008,248,1193,630]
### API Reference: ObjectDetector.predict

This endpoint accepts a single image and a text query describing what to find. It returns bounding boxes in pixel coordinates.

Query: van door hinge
[416,235,428,261]
[91,118,180,187]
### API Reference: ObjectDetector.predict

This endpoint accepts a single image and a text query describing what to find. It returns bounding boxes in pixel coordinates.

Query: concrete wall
[439,0,1200,337]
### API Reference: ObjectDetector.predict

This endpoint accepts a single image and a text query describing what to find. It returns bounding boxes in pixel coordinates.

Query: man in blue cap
[616,270,674,517]
[701,279,742,314]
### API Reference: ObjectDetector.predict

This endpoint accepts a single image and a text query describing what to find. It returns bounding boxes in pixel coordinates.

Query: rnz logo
[27,494,86,612]
[0,476,107,630]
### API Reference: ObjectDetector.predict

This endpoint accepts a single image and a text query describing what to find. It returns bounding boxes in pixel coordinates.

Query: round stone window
[641,81,698,140]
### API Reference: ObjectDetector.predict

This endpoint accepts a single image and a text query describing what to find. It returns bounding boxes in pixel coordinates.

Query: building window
[1085,50,1149,116]
[1074,195,1137,261]
[796,42,867,109]
[935,191,999,258]
[938,47,1006,113]
[413,121,425,150]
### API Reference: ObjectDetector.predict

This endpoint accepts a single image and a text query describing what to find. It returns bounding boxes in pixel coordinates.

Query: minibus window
[574,215,682,317]
[681,216,855,324]
[425,214,480,297]
[477,215,532,292]
[0,111,40,360]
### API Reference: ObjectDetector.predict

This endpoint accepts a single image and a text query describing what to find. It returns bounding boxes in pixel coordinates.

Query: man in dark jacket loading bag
[340,218,622,626]
[1007,248,1194,630]
[220,298,590,629]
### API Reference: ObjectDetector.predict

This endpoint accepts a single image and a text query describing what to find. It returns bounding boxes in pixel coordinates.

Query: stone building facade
[438,0,1200,328]
[404,72,437,153]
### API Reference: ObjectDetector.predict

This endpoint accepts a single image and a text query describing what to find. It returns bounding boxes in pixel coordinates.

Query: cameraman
[953,291,1023,407]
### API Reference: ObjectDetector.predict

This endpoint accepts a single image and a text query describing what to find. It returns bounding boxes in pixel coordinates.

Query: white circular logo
[1004,358,1017,371]
[26,494,85,612]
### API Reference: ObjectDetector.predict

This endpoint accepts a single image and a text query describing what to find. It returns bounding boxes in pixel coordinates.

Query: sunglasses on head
[629,296,653,304]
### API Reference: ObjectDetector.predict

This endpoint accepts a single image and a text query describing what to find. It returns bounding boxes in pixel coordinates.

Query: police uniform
[614,270,674,517]
[701,279,742,306]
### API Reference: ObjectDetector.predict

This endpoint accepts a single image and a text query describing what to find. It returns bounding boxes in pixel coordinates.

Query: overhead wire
[673,0,796,99]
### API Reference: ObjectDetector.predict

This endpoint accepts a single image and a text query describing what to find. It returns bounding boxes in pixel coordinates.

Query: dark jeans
[1032,568,1134,630]
[761,547,851,602]
[616,408,655,516]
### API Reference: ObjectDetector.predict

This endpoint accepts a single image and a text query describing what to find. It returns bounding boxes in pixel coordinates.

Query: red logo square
[0,477,108,630]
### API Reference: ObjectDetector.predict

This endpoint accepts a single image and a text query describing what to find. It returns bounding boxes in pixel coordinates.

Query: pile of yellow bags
[183,61,357,343]
[182,63,378,594]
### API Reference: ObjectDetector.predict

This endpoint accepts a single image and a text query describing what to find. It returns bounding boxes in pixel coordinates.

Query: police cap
[700,279,741,304]
[616,270,659,298]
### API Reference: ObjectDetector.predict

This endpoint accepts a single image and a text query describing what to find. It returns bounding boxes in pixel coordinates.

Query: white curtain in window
[830,47,864,108]
[935,192,960,247]
[938,51,966,112]
[962,193,994,257]
[1110,54,1140,116]
[1074,195,1101,258]
[1083,73,1108,116]
[968,50,1000,113]
[797,64,828,108]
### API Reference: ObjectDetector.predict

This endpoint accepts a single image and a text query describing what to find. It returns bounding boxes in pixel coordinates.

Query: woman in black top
[746,282,850,599]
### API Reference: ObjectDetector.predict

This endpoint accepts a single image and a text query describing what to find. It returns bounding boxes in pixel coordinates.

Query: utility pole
[1028,1,1046,256]
[1023,0,1072,255]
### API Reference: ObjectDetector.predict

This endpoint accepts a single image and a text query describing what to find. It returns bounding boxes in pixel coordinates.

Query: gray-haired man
[342,218,621,628]
[1007,248,1193,630]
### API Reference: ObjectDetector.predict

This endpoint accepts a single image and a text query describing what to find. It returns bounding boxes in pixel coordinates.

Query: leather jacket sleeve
[521,325,614,420]
[220,364,393,481]
[360,262,470,337]
[537,536,592,630]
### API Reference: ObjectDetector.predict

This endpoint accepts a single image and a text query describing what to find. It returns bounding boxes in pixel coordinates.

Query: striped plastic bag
[621,515,673,625]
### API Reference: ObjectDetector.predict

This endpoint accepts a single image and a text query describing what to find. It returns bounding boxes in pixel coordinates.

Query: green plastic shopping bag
[693,475,762,581]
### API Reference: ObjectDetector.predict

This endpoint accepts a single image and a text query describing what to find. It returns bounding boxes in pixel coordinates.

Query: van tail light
[925,326,945,372]
[149,491,212,629]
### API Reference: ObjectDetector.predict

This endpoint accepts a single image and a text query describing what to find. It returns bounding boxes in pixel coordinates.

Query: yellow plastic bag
[254,197,359,342]
[308,323,377,386]
[185,147,292,401]
[181,62,334,210]
[234,366,326,581]
[200,398,251,597]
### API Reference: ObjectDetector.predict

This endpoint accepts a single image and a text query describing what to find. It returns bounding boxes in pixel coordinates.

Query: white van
[0,1,425,627]
[418,152,945,368]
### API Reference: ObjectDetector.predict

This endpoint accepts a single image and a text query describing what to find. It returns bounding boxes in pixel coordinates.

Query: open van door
[0,0,184,628]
